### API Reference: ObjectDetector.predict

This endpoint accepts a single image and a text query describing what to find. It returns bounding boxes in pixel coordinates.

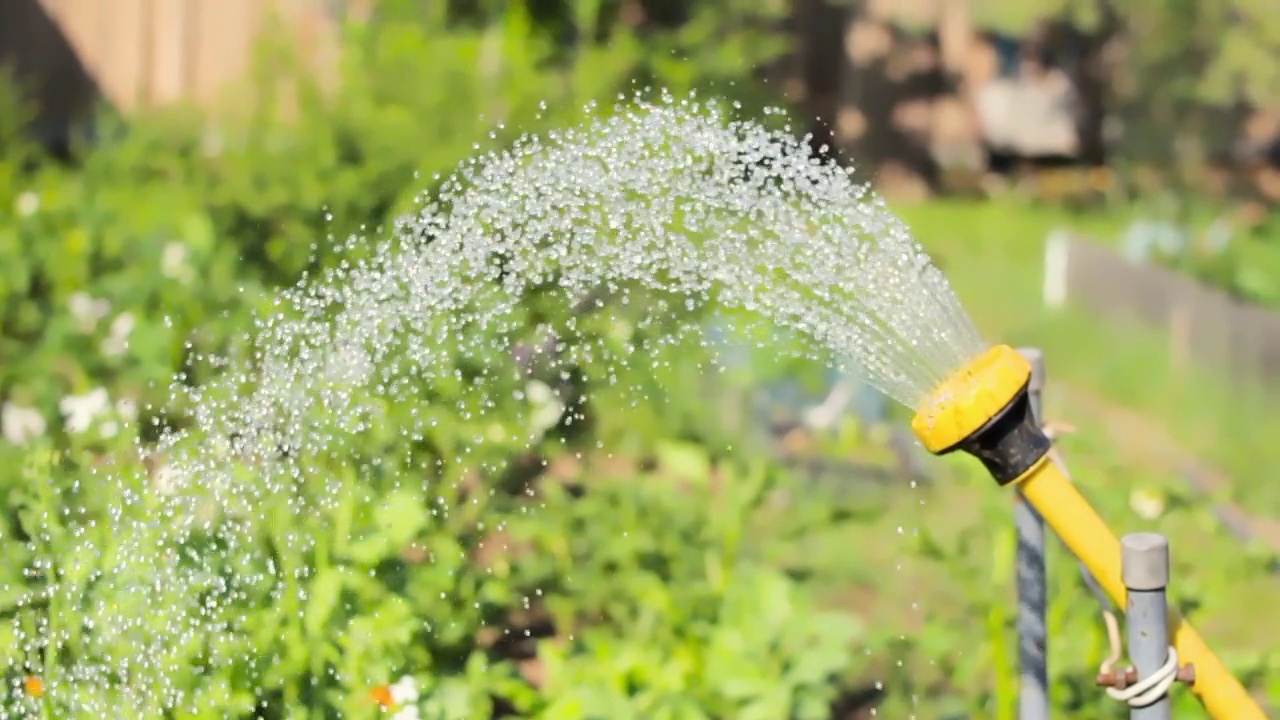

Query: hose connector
[911,344,1051,485]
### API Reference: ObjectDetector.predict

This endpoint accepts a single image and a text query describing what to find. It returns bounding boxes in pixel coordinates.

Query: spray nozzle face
[911,344,1051,485]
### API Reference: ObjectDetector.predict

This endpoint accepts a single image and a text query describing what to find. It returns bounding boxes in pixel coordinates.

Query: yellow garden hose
[911,344,1268,720]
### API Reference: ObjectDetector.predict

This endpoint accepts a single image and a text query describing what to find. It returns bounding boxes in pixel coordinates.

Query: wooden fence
[1043,231,1280,387]
[0,0,347,137]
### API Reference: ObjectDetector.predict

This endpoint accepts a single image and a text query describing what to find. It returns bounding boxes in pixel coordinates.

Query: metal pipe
[1015,347,1049,720]
[1016,461,1265,720]
[1122,533,1173,719]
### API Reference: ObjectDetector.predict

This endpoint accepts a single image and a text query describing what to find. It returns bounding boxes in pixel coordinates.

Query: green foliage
[514,475,863,720]
[1118,0,1280,108]
[0,1,789,419]
[0,407,865,718]
[0,4,865,719]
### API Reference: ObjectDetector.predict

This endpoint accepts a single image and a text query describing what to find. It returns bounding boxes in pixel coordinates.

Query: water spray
[911,344,1267,719]
[11,93,1270,717]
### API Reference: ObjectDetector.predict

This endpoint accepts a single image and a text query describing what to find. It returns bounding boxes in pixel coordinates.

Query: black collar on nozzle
[938,382,1052,486]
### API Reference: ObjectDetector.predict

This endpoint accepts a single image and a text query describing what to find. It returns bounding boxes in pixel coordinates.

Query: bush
[0,0,791,406]
[0,6,872,719]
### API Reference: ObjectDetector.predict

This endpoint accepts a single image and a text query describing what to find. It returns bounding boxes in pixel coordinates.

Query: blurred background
[1,1,1278,718]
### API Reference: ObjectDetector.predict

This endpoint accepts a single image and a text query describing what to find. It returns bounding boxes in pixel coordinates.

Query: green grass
[894,198,1280,516]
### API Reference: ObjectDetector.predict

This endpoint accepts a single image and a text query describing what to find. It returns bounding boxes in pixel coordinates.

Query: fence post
[1122,533,1173,720]
[1016,347,1049,720]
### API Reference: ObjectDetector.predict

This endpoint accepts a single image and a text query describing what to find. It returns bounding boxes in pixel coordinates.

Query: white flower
[68,292,111,332]
[115,397,138,421]
[525,380,564,436]
[14,191,39,218]
[2,402,46,445]
[389,675,419,705]
[391,706,420,720]
[59,388,110,435]
[610,317,633,342]
[1129,487,1166,520]
[151,461,181,496]
[161,242,194,282]
[200,127,224,158]
[101,312,136,358]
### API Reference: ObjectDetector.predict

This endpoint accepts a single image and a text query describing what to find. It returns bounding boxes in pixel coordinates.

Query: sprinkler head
[910,344,1051,486]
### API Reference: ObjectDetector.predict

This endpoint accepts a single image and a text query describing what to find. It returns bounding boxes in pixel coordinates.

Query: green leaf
[376,487,428,548]
[654,440,711,484]
[304,567,345,637]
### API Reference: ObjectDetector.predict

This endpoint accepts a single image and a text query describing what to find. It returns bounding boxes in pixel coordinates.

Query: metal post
[1122,533,1173,720]
[1016,347,1049,719]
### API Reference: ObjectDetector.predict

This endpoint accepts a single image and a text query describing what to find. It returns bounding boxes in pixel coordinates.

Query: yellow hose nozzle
[912,344,1031,454]
[911,344,1050,485]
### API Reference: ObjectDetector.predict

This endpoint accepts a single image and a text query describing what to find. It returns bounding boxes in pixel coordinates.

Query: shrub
[0,6,868,719]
